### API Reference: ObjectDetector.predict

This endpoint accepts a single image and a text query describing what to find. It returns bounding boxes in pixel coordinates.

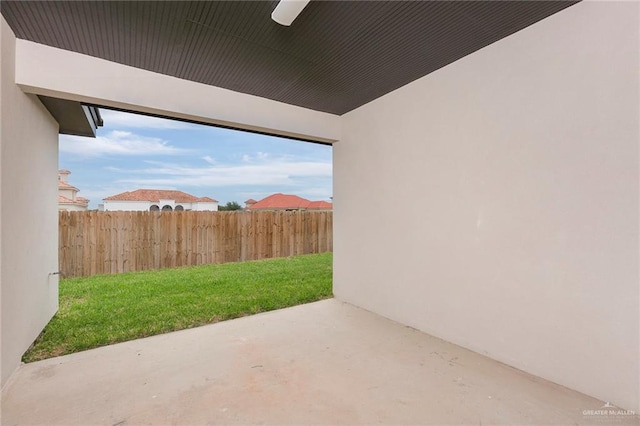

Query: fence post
[59,210,333,278]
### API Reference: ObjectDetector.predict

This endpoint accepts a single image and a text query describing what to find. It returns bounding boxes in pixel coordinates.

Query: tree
[218,201,242,211]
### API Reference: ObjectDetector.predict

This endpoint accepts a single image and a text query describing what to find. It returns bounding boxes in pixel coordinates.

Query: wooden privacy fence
[59,210,333,278]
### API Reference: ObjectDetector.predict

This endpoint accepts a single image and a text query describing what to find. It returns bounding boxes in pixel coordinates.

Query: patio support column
[0,16,59,388]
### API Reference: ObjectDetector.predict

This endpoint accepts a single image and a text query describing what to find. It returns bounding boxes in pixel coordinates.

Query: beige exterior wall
[102,200,219,212]
[58,203,87,212]
[58,188,75,200]
[335,2,639,411]
[0,17,59,387]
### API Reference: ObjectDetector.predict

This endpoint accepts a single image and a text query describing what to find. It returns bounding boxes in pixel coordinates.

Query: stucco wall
[103,200,218,211]
[103,201,152,211]
[334,2,639,411]
[0,17,59,388]
[192,202,218,212]
[58,188,75,200]
[58,204,87,212]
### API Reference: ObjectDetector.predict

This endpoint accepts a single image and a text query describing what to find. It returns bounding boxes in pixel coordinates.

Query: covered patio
[2,300,608,425]
[0,0,638,419]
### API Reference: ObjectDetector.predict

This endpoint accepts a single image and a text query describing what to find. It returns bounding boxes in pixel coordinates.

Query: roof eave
[39,95,103,137]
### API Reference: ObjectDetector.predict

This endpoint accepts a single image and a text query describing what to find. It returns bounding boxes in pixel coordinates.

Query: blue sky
[59,109,333,209]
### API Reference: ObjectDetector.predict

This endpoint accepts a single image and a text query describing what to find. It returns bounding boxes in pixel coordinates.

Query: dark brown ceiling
[1,1,577,115]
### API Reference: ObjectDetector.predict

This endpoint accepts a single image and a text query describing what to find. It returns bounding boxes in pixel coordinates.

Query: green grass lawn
[23,253,332,362]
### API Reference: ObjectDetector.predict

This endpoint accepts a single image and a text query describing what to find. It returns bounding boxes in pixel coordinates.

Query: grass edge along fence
[59,210,333,278]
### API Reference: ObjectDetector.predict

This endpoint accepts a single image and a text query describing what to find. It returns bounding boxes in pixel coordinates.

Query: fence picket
[59,211,333,278]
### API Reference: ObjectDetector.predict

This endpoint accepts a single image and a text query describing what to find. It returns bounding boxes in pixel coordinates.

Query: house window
[175,205,184,211]
[161,205,173,211]
[150,205,160,212]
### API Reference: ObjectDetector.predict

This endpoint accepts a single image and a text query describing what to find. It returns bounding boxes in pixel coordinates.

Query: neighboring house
[245,193,332,211]
[244,198,257,209]
[58,170,89,211]
[102,189,218,211]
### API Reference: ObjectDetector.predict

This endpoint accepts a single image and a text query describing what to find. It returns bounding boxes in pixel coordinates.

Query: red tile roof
[307,200,333,210]
[248,194,309,210]
[245,198,257,204]
[104,189,217,203]
[58,180,79,191]
[197,197,217,202]
[58,195,88,205]
[248,193,332,210]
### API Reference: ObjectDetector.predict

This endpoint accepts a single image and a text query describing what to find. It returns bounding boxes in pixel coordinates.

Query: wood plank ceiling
[1,1,577,115]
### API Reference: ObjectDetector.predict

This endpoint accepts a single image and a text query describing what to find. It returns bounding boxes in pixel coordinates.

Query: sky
[59,109,333,209]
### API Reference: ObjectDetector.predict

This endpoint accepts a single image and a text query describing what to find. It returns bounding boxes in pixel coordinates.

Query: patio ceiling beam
[14,40,341,145]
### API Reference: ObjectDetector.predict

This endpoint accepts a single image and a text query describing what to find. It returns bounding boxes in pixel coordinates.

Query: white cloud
[99,109,197,130]
[296,186,333,199]
[110,155,332,188]
[202,155,217,165]
[60,131,188,158]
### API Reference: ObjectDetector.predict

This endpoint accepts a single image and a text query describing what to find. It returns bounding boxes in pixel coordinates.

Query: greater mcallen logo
[582,402,637,418]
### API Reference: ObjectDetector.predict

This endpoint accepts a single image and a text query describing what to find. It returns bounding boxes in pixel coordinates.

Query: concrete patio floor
[1,299,631,425]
